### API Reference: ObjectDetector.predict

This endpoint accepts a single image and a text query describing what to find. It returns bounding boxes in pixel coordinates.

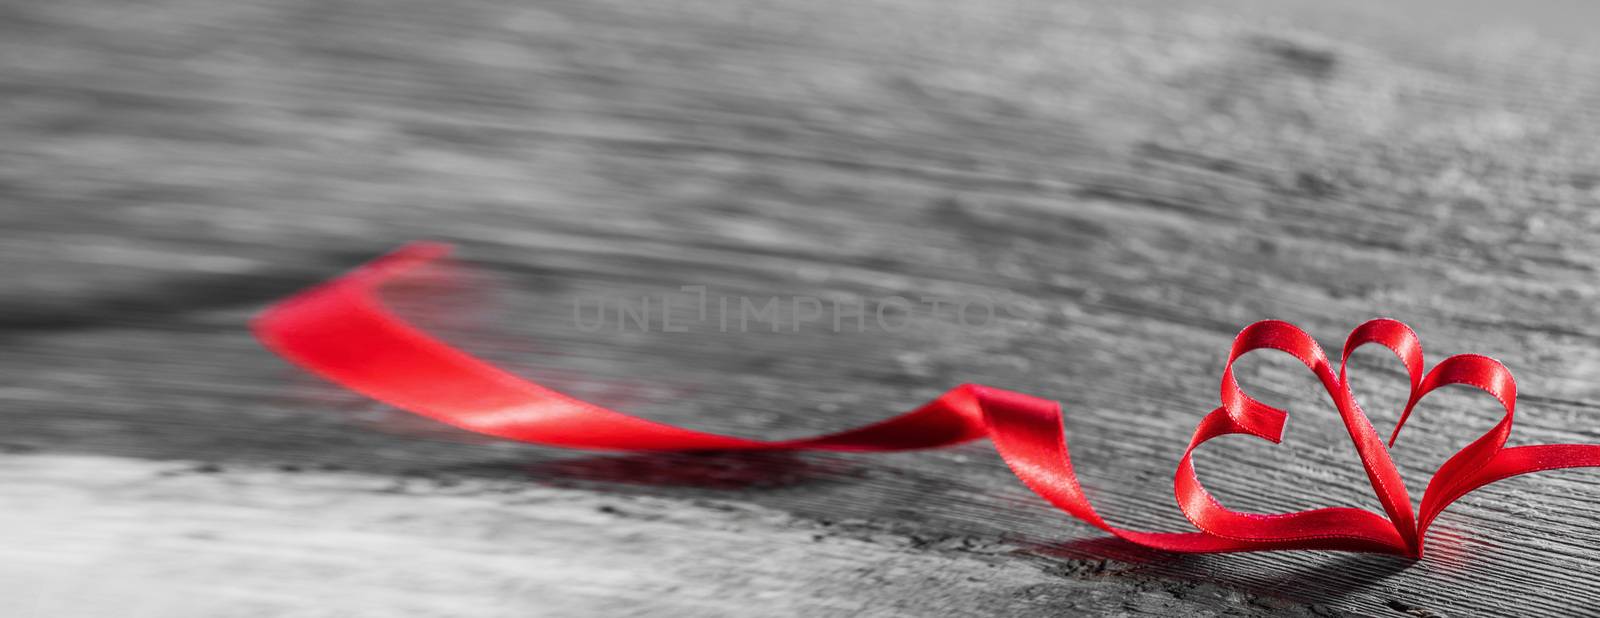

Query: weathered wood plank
[4,0,1600,615]
[1,454,1337,617]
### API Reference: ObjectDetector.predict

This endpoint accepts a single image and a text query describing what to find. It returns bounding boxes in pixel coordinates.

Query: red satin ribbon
[253,243,1600,557]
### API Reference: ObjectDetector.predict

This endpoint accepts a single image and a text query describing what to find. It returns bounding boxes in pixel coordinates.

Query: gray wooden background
[5,0,1600,615]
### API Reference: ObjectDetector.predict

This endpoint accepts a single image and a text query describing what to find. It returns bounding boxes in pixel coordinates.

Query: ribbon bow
[255,243,1600,557]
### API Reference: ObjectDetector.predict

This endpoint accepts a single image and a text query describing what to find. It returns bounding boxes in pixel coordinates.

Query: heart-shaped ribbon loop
[254,243,1600,558]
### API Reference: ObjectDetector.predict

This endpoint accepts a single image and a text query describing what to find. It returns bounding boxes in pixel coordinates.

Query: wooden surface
[5,0,1600,615]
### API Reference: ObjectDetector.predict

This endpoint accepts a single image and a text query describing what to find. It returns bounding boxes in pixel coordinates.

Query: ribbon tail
[1418,444,1600,546]
[250,242,1413,556]
[254,243,1000,452]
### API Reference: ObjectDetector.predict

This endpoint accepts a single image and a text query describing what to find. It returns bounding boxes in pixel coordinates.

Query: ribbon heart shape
[254,243,1600,558]
[1169,318,1511,556]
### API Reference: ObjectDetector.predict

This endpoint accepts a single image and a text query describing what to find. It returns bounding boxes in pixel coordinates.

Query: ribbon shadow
[515,450,861,491]
[1032,536,1414,607]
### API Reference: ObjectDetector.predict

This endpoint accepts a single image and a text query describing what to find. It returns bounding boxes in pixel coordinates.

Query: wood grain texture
[2,454,1336,617]
[4,0,1600,615]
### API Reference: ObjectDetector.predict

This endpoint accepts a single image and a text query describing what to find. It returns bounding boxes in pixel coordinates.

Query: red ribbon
[253,243,1600,557]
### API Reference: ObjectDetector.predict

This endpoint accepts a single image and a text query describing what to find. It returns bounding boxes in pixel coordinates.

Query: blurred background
[5,0,1600,616]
